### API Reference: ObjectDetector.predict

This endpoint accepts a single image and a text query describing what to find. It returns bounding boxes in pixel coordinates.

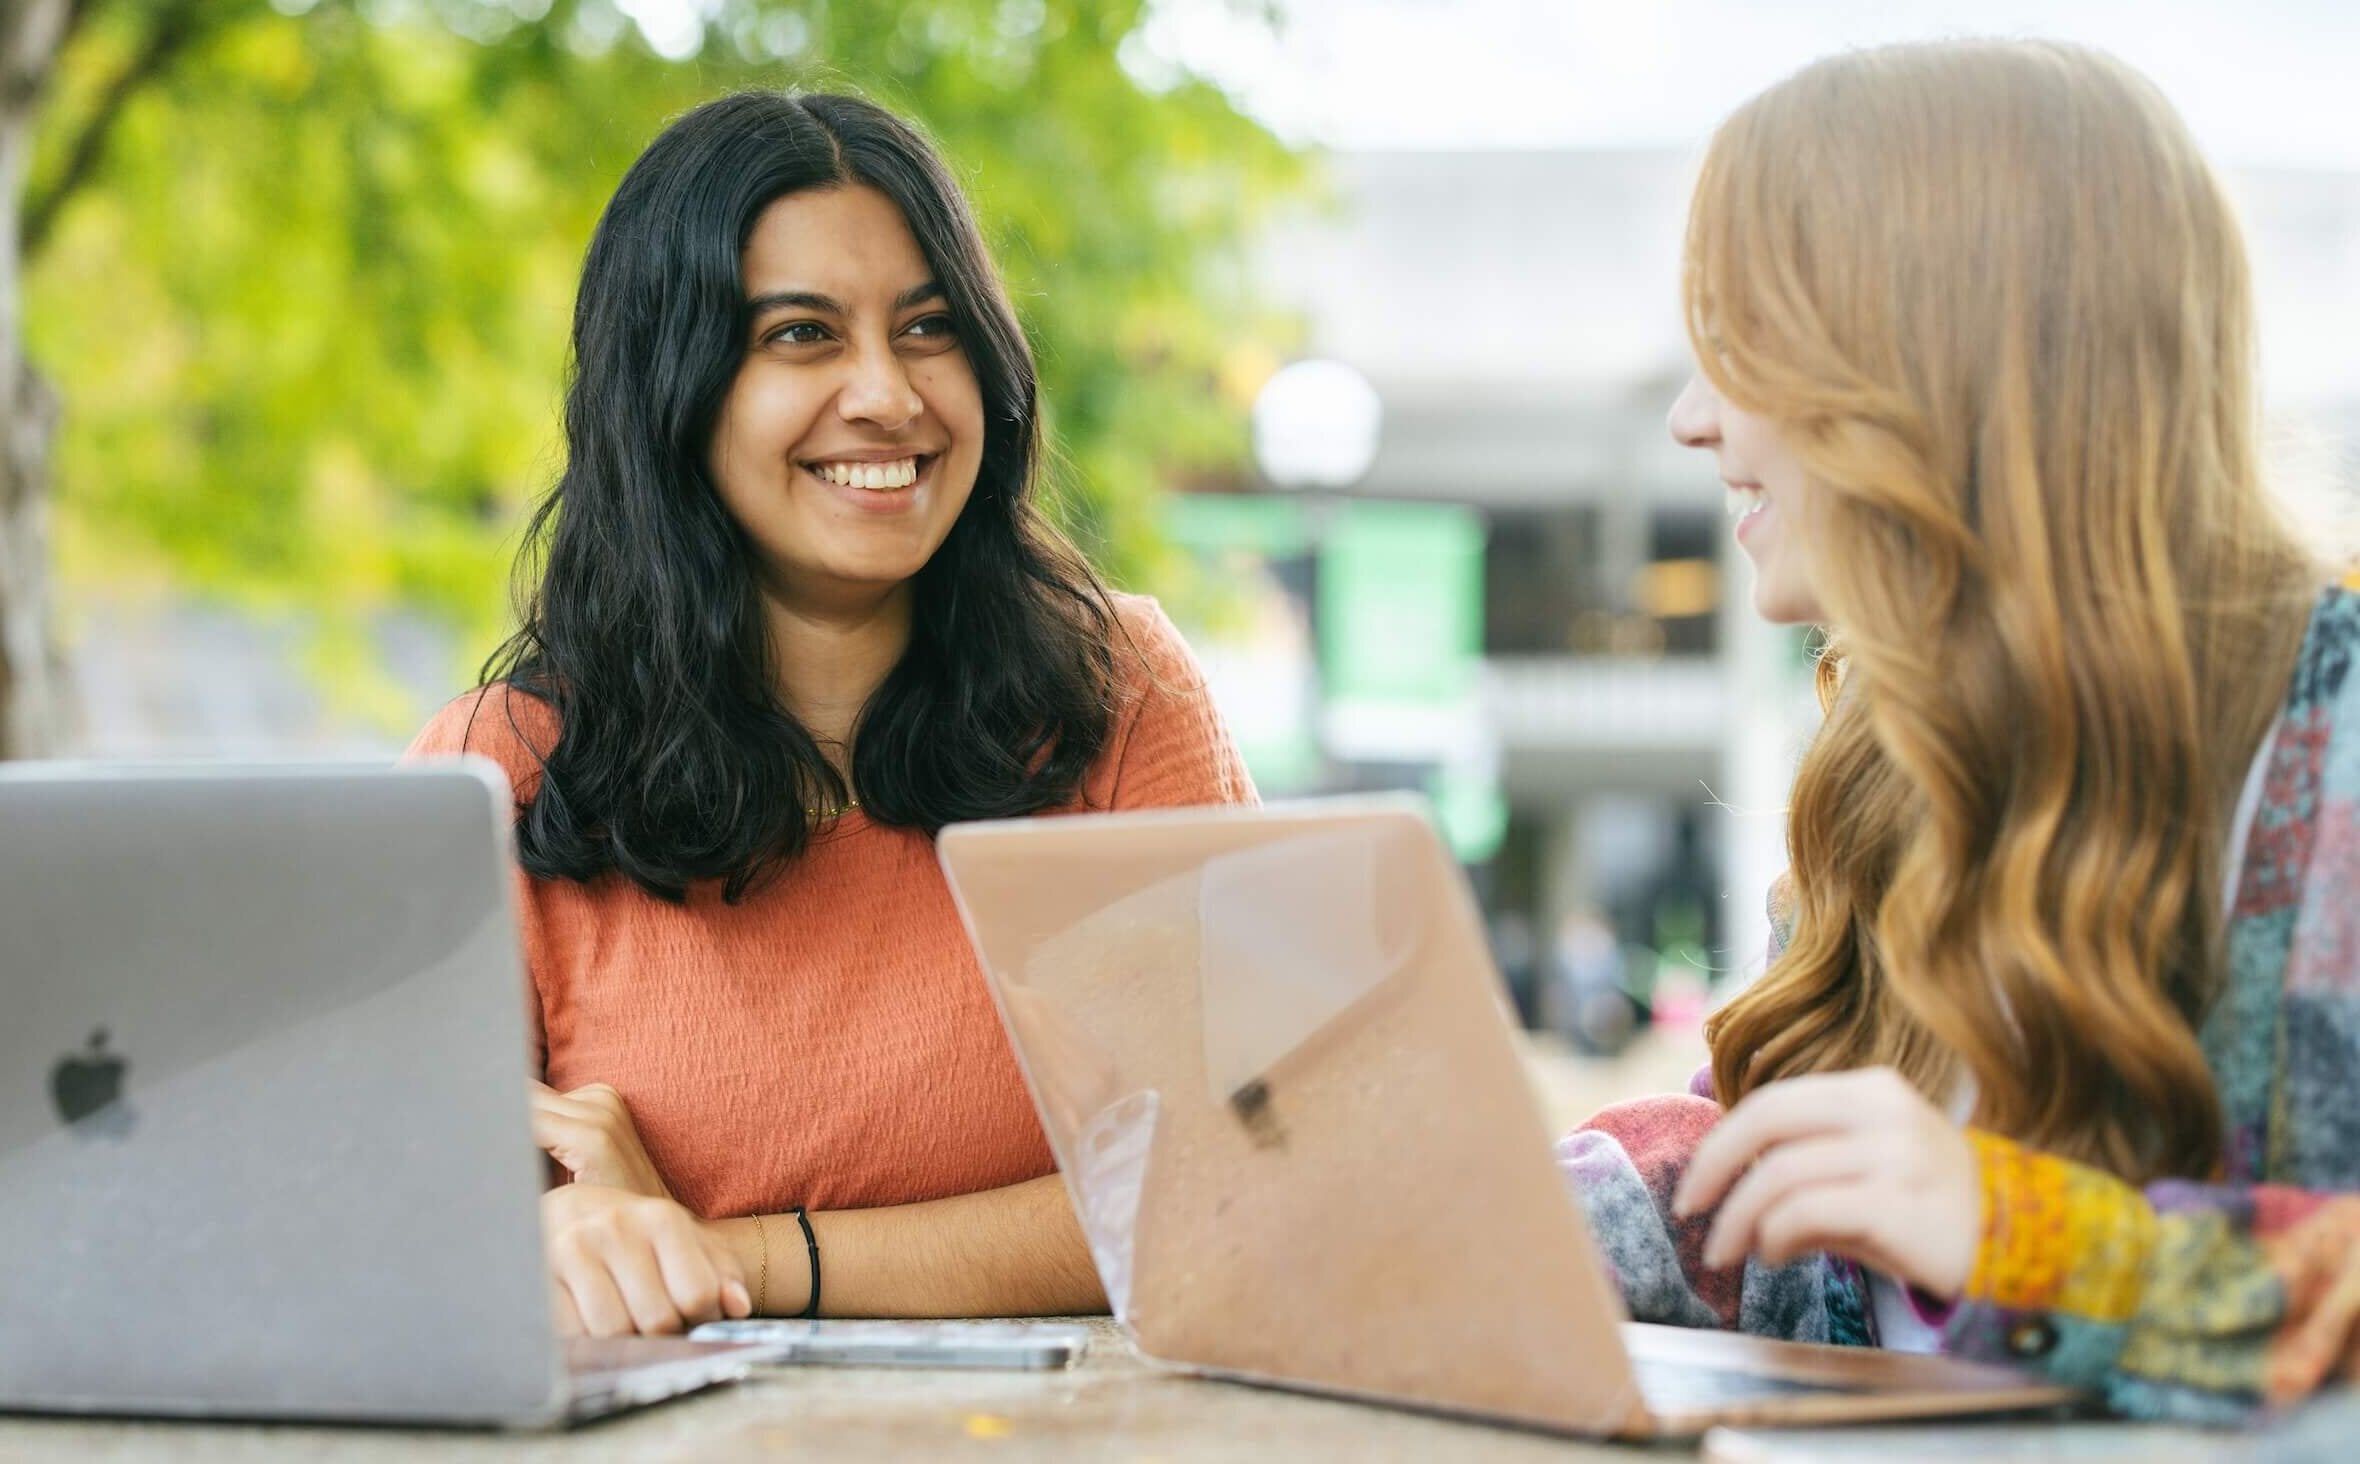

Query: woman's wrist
[711,1213,814,1316]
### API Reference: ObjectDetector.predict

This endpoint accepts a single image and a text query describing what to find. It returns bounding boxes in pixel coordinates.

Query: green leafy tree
[1,0,1300,752]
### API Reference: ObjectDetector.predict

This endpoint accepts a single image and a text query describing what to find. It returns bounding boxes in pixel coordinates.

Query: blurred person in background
[1543,906,1637,1056]
[1560,39,2360,1422]
[407,91,1252,1337]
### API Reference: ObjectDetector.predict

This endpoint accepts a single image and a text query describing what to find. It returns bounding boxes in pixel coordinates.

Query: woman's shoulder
[402,683,560,804]
[1085,592,1257,810]
[2315,568,2360,642]
[2277,574,2360,728]
[1104,591,1208,698]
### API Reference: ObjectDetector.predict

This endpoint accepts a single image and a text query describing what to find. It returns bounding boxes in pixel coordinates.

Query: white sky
[1136,0,2360,170]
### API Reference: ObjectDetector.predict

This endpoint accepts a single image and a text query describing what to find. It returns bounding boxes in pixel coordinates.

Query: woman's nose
[1667,372,1721,449]
[838,347,924,431]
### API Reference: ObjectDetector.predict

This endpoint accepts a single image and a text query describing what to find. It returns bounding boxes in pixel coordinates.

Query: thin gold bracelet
[751,1212,770,1316]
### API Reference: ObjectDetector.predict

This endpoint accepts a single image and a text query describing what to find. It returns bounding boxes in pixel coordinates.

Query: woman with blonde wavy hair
[1559,38,2360,1421]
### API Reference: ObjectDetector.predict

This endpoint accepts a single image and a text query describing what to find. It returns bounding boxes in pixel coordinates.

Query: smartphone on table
[688,1319,1091,1371]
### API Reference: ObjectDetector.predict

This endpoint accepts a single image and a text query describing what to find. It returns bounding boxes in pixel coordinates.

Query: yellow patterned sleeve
[1945,1133,2353,1416]
[1963,1130,2157,1322]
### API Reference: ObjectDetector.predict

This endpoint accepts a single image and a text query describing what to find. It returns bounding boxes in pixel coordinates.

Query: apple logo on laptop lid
[51,1028,134,1137]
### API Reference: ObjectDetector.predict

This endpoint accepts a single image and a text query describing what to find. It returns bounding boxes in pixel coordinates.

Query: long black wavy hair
[480,91,1119,903]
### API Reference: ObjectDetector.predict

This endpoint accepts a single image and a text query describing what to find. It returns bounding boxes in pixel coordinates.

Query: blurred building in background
[1169,148,2360,1048]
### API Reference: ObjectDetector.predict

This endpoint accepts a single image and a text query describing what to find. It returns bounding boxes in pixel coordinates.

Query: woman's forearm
[709,1173,1106,1318]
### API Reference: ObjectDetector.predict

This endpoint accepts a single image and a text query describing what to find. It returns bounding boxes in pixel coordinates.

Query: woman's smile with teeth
[809,457,922,490]
[1726,482,1767,520]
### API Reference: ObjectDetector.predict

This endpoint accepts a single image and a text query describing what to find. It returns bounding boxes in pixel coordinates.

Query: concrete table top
[7,1317,2354,1461]
[0,1319,1658,1462]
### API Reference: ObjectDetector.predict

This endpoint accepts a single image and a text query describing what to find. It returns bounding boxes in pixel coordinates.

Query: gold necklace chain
[805,796,861,819]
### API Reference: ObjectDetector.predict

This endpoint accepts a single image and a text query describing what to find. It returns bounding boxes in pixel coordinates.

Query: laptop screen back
[0,763,561,1425]
[939,797,1647,1435]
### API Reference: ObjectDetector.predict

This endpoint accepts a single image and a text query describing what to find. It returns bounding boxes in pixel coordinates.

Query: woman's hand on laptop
[542,1184,755,1337]
[530,1081,672,1198]
[1669,1067,1978,1301]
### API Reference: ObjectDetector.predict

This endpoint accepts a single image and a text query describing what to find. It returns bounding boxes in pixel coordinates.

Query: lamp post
[1249,359,1503,865]
[1246,358,1384,766]
[1165,360,1382,801]
[1212,360,1380,799]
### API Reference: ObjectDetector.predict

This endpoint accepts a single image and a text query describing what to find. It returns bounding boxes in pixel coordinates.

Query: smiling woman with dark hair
[405,91,1253,1335]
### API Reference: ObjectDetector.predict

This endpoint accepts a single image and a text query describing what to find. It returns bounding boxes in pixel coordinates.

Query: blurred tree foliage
[24,0,1301,726]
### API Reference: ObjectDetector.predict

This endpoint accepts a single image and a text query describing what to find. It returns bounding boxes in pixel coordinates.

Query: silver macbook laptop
[0,760,767,1428]
[938,797,2078,1438]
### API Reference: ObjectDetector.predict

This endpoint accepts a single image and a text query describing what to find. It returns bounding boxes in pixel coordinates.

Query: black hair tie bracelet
[787,1205,821,1319]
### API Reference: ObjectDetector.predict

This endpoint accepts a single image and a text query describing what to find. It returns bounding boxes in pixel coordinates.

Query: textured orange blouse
[404,594,1255,1221]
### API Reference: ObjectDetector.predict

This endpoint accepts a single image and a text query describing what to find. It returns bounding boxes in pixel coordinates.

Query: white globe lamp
[1251,359,1383,491]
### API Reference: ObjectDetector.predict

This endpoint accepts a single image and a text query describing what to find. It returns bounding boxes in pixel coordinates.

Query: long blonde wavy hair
[1695,41,2322,1183]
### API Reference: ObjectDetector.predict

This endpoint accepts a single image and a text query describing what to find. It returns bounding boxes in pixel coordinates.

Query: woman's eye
[903,313,958,342]
[768,321,830,346]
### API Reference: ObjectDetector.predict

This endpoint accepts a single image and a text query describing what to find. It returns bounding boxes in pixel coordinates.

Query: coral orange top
[404,594,1255,1221]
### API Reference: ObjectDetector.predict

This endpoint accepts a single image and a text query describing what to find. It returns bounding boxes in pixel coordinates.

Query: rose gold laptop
[937,797,2081,1438]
